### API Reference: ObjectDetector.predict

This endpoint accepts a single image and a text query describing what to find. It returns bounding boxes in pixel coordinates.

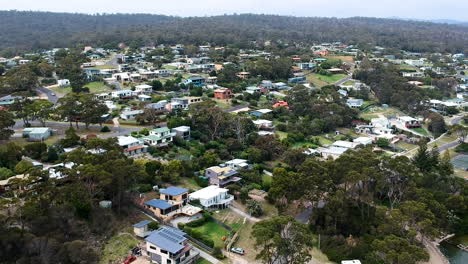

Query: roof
[135,84,152,89]
[23,127,50,134]
[207,166,237,175]
[160,186,188,196]
[145,226,187,254]
[253,109,273,114]
[152,127,170,134]
[133,220,152,228]
[172,126,190,132]
[190,185,229,200]
[144,199,173,210]
[117,136,140,146]
[332,140,360,149]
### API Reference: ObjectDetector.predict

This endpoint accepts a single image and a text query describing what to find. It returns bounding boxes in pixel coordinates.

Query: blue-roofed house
[23,127,51,141]
[133,220,152,238]
[145,226,199,264]
[183,76,206,87]
[144,186,201,221]
[0,95,23,106]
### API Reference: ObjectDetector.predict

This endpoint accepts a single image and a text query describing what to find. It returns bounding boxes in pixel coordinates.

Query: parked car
[231,247,245,255]
[123,256,136,264]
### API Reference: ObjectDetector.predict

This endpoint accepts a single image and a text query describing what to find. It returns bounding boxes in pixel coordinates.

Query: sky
[2,0,468,21]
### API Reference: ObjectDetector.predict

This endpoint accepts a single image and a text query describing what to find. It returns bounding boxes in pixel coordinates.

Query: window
[150,246,156,250]
[166,260,171,264]
[161,249,168,255]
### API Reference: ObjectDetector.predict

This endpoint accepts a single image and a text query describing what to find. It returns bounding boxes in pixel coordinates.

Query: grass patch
[275,131,288,140]
[262,174,272,187]
[325,55,354,63]
[162,65,178,70]
[192,221,230,248]
[395,141,418,152]
[84,81,113,94]
[90,64,116,70]
[410,127,430,136]
[317,136,333,146]
[99,233,138,264]
[309,73,346,86]
[179,177,202,191]
[50,86,72,96]
[342,80,356,86]
[196,259,212,264]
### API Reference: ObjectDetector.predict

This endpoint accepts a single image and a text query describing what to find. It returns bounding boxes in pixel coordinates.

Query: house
[205,166,241,187]
[250,109,273,117]
[189,185,234,209]
[332,140,361,149]
[145,226,199,264]
[133,220,152,238]
[170,97,202,110]
[171,126,191,140]
[183,76,206,87]
[328,68,345,74]
[402,71,425,78]
[206,76,218,85]
[120,110,143,120]
[316,146,349,160]
[288,76,306,84]
[57,79,70,87]
[296,62,316,70]
[214,88,233,100]
[246,86,262,94]
[144,186,201,221]
[236,71,251,79]
[0,95,22,106]
[224,159,249,170]
[135,84,153,95]
[252,119,274,130]
[156,69,171,77]
[112,90,135,99]
[353,137,373,145]
[272,101,289,109]
[117,136,147,156]
[397,116,421,128]
[112,72,131,82]
[23,127,51,141]
[346,99,363,108]
[143,127,176,146]
[138,95,152,102]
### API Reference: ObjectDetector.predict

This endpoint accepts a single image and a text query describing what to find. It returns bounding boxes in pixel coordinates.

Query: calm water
[440,242,468,264]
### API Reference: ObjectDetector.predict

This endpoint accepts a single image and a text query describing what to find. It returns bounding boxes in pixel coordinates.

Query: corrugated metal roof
[133,220,151,228]
[145,227,187,254]
[144,199,172,210]
[160,186,188,196]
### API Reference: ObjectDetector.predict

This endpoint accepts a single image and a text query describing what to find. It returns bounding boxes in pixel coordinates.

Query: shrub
[100,126,111,133]
[454,142,468,153]
[148,221,160,230]
[249,183,262,190]
[246,199,263,217]
[15,160,34,174]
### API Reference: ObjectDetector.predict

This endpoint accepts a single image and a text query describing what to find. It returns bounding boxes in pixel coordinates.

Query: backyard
[191,220,231,248]
[410,127,430,136]
[99,233,139,264]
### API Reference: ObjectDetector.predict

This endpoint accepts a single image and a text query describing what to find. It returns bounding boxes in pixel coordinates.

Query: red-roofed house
[272,100,289,109]
[214,88,233,100]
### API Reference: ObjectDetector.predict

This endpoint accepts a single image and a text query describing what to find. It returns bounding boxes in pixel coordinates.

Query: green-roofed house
[23,127,51,141]
[143,127,176,147]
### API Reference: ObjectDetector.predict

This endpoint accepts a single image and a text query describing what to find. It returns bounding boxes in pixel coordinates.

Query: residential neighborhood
[0,7,467,264]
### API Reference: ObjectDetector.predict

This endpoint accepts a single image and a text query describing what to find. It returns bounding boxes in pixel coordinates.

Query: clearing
[307,73,347,87]
[99,233,139,264]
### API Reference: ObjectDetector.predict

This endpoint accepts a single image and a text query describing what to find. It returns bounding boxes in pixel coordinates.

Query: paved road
[35,86,59,104]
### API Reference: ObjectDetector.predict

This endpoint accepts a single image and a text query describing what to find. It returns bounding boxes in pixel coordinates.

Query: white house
[332,140,361,149]
[143,127,175,146]
[120,110,144,120]
[145,227,199,264]
[57,79,70,87]
[112,90,135,99]
[23,127,51,141]
[189,185,234,209]
[224,159,249,170]
[353,137,373,145]
[117,136,147,156]
[252,119,274,129]
[171,126,191,140]
[135,84,153,95]
[346,98,363,108]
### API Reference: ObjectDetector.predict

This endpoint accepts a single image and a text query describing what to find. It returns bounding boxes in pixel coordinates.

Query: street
[35,86,59,104]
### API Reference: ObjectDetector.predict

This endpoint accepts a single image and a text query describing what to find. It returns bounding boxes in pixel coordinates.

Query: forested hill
[1,11,468,55]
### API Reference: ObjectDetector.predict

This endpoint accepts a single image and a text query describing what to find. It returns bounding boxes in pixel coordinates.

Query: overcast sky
[2,0,468,21]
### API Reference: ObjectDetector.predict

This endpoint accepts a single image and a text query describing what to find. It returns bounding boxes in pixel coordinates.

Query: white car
[231,248,244,255]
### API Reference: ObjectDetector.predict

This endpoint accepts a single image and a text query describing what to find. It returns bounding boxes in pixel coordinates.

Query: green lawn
[342,80,356,86]
[50,86,72,96]
[312,73,346,83]
[275,131,288,140]
[192,221,230,248]
[99,233,138,264]
[262,174,272,187]
[84,81,113,94]
[179,177,202,191]
[410,127,430,136]
[196,259,212,264]
[162,65,178,70]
